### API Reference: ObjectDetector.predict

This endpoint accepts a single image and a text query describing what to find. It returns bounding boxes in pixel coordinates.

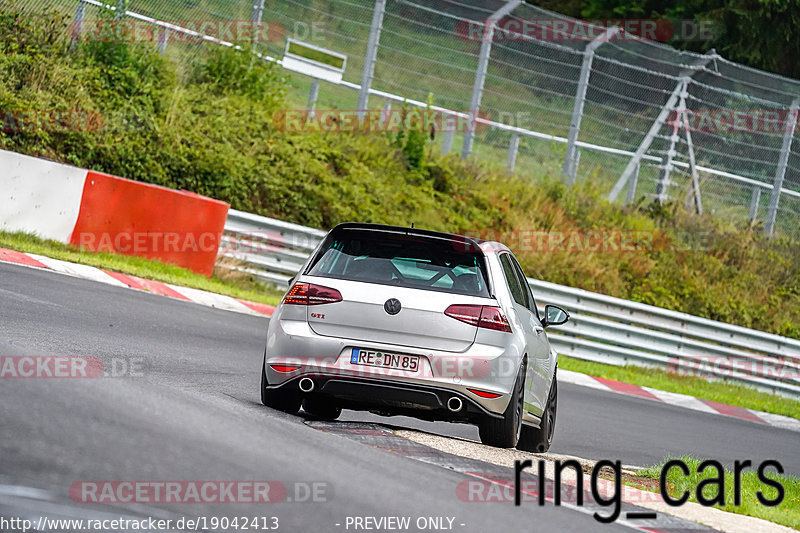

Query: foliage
[529,0,800,79]
[2,6,800,339]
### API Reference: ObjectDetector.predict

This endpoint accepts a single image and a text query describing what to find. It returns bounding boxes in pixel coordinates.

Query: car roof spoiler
[329,222,485,252]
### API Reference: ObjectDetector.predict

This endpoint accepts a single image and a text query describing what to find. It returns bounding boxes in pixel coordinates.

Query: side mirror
[542,305,569,328]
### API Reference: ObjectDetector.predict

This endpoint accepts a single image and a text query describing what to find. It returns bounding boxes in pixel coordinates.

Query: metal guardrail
[220,209,324,287]
[220,210,800,397]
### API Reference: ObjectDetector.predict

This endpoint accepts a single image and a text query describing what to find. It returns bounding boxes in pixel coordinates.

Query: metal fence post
[765,97,799,237]
[655,96,680,204]
[749,186,761,221]
[357,0,387,113]
[562,26,619,186]
[507,133,519,172]
[461,0,522,159]
[609,51,716,202]
[626,162,640,204]
[70,0,85,45]
[157,27,168,54]
[114,0,126,19]
[307,80,320,117]
[380,99,391,128]
[442,115,455,154]
[678,81,703,214]
[251,0,266,54]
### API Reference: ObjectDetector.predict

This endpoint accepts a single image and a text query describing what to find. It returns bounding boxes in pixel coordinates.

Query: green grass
[286,41,345,69]
[638,456,800,529]
[560,356,800,420]
[0,231,283,306]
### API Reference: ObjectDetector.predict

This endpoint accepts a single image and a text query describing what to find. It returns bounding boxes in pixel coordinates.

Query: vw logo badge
[384,298,401,315]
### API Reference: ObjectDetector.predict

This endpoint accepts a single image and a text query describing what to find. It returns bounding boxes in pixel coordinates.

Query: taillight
[478,306,512,333]
[467,388,503,398]
[282,282,343,305]
[270,364,301,372]
[444,305,481,327]
[444,304,512,333]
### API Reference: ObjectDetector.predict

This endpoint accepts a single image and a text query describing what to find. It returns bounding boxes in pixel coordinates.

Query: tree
[525,0,800,79]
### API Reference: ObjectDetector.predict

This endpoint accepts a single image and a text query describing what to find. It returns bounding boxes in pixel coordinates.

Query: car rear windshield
[306,229,491,297]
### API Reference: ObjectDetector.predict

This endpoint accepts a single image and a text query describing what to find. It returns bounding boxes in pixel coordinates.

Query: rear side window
[499,253,529,308]
[306,229,491,297]
[509,253,539,317]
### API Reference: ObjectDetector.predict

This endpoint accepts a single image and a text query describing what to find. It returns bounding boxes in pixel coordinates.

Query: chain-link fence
[15,0,800,240]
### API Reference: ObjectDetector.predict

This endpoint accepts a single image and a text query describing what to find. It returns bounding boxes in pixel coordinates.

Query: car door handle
[533,326,544,334]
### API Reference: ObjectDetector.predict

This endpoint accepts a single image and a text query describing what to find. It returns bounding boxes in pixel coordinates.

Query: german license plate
[350,348,419,372]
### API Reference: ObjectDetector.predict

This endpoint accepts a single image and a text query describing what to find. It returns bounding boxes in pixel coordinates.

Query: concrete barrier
[0,149,229,277]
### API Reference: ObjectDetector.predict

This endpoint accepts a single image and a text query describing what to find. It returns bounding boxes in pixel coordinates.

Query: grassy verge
[0,231,283,307]
[559,356,800,420]
[637,456,800,529]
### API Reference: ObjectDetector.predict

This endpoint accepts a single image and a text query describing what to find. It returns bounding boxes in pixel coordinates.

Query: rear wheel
[302,396,342,420]
[517,373,557,453]
[478,358,525,448]
[260,352,302,414]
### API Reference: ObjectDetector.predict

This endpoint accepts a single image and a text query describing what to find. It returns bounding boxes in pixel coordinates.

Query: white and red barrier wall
[0,149,229,277]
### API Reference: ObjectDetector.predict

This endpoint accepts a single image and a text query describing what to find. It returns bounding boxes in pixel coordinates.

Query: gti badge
[384,298,401,315]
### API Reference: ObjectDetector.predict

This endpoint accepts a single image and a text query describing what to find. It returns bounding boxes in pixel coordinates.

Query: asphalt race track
[1,261,798,532]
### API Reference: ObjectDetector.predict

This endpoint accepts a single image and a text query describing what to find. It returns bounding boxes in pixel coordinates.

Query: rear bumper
[266,375,503,422]
[264,313,523,417]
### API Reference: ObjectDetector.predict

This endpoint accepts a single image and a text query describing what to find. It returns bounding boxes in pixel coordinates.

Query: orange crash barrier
[69,171,229,277]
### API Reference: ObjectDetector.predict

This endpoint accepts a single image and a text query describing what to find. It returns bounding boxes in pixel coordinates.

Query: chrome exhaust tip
[447,396,463,413]
[298,377,315,393]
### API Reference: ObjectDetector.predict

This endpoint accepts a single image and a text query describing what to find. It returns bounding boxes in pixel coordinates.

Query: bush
[2,5,799,339]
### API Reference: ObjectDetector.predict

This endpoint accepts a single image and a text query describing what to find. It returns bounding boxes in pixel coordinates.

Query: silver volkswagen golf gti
[260,223,569,451]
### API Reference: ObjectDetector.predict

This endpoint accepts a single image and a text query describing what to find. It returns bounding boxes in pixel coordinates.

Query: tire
[302,395,342,420]
[260,352,302,414]
[478,358,525,448]
[517,373,557,453]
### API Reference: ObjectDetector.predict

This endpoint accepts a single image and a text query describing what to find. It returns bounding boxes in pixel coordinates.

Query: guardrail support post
[749,186,761,221]
[461,0,522,159]
[307,79,320,117]
[507,133,520,172]
[357,0,387,113]
[609,51,716,202]
[562,26,619,186]
[764,97,799,237]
